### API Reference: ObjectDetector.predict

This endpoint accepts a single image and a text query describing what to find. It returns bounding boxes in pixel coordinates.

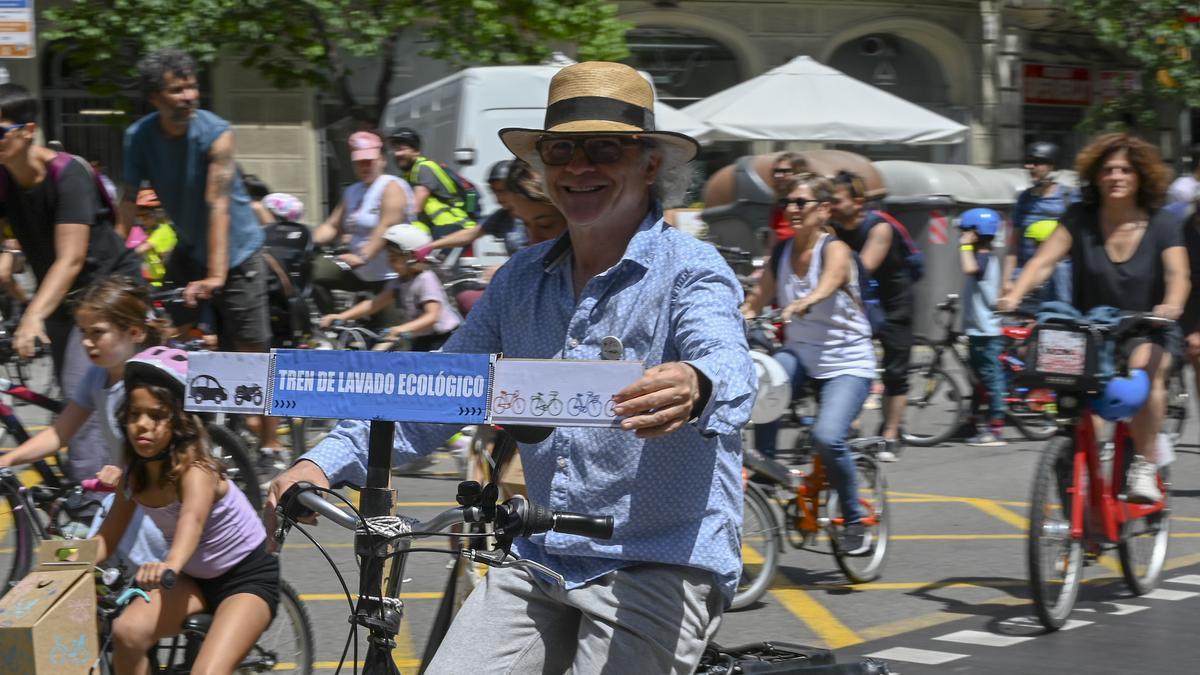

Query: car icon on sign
[189,374,228,404]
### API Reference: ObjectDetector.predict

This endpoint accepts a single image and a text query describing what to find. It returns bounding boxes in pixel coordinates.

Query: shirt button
[568,338,580,348]
[556,456,568,469]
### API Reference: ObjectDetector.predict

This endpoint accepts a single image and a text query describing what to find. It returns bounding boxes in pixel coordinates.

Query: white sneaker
[1124,456,1163,504]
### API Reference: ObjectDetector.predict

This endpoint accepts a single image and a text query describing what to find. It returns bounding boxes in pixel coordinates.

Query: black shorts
[165,249,272,347]
[877,318,914,395]
[196,542,280,619]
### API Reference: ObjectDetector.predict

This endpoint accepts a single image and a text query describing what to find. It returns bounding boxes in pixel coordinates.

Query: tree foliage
[42,0,631,122]
[1062,0,1199,132]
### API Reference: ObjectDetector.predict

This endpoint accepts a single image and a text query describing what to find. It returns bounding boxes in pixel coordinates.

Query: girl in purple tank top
[93,347,279,675]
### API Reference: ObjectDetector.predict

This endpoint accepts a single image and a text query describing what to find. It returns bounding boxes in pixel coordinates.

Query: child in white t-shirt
[319,223,462,351]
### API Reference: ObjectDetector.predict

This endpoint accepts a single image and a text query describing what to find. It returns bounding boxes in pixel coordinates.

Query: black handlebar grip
[552,512,615,540]
[161,569,177,590]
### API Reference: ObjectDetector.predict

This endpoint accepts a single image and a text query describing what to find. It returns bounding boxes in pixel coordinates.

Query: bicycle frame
[789,455,880,534]
[1068,414,1165,544]
[0,373,66,488]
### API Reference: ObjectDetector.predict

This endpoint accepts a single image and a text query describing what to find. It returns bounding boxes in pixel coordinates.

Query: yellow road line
[891,534,1023,540]
[299,592,443,601]
[313,658,422,670]
[741,544,764,565]
[890,491,1028,508]
[770,588,862,649]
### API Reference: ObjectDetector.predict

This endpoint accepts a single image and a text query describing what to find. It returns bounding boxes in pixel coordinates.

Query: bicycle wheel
[241,579,314,674]
[205,423,264,513]
[1008,399,1059,441]
[1164,369,1188,444]
[830,454,889,583]
[0,481,34,596]
[548,399,563,416]
[1027,436,1083,631]
[731,481,778,611]
[1118,465,1171,595]
[901,365,964,447]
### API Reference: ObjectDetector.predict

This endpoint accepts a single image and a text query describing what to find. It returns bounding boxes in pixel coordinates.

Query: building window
[623,26,742,108]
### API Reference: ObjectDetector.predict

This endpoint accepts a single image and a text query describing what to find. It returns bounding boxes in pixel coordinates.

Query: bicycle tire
[1118,465,1171,596]
[205,423,264,513]
[731,481,778,611]
[242,579,314,674]
[901,364,965,447]
[1027,436,1083,631]
[1007,400,1059,441]
[1164,368,1188,444]
[0,480,34,596]
[831,454,889,583]
[548,399,563,416]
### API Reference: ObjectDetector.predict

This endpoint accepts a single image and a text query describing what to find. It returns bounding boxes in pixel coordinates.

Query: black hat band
[544,97,655,131]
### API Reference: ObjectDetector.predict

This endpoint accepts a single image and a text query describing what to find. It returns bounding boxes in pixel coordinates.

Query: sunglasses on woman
[779,196,823,209]
[536,136,643,166]
[0,123,26,140]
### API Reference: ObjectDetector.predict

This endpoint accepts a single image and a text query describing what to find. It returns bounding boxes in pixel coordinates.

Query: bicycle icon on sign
[568,392,603,417]
[493,390,526,414]
[531,391,563,416]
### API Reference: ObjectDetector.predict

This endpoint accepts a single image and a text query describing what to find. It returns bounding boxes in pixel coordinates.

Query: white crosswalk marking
[1139,588,1199,601]
[1000,617,1094,631]
[865,647,969,665]
[1166,574,1200,586]
[933,629,1035,647]
[1074,602,1149,616]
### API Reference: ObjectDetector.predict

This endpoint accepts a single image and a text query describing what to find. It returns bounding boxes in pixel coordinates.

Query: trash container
[701,150,884,261]
[875,161,1033,339]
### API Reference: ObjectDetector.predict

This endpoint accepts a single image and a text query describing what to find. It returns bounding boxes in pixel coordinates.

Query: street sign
[185,352,272,415]
[489,359,643,428]
[1023,63,1090,107]
[271,349,492,424]
[0,0,34,59]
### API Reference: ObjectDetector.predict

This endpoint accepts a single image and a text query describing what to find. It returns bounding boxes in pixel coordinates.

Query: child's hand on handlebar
[135,562,175,590]
[96,465,123,489]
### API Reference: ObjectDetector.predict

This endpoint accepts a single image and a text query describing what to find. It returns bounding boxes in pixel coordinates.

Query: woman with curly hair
[999,132,1190,503]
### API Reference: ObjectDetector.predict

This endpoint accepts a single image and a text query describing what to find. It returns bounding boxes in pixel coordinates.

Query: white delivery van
[380,64,709,217]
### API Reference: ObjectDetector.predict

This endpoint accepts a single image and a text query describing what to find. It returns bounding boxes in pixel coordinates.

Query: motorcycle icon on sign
[235,384,264,406]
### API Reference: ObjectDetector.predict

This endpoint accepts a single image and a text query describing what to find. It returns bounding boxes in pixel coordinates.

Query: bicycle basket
[1016,323,1103,392]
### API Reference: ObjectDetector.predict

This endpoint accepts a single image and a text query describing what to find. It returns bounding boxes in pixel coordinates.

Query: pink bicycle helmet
[263,193,304,222]
[124,346,189,397]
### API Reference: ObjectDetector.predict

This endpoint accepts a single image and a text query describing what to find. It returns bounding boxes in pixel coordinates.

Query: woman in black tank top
[998,133,1189,503]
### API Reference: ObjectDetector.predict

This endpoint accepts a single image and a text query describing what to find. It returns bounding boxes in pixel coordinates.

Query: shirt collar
[542,202,665,274]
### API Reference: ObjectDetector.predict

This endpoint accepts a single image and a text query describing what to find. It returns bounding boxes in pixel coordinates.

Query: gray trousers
[425,563,723,675]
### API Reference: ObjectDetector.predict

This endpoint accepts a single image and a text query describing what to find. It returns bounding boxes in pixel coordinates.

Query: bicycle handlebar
[278,481,614,543]
[80,478,117,493]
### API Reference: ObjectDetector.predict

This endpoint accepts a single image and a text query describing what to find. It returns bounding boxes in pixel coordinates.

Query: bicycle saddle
[183,613,213,635]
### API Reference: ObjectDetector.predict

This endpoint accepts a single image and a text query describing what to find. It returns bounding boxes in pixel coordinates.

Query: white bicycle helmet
[383,223,432,253]
[749,351,791,425]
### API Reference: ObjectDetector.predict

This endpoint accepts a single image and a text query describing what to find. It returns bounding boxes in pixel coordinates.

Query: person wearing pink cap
[311,130,415,327]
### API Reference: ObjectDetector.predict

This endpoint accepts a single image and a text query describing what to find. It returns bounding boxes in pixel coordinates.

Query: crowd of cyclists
[0,45,1198,673]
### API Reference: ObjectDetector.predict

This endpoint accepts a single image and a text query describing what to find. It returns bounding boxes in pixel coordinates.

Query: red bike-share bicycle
[1025,313,1174,630]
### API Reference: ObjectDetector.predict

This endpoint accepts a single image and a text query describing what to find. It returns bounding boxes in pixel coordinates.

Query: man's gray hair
[137,49,197,98]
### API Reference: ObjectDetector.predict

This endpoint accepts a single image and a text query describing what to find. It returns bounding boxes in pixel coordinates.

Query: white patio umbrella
[683,56,967,145]
[655,101,712,143]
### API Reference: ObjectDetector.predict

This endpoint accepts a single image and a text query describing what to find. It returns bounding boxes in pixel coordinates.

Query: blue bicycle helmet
[959,208,1002,237]
[1092,369,1150,421]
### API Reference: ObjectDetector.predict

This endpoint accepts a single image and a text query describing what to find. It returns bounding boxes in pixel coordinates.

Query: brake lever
[460,549,566,586]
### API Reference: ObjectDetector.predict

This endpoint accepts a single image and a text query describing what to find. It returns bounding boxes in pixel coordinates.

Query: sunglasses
[0,123,26,140]
[536,136,643,166]
[772,167,794,177]
[779,197,823,209]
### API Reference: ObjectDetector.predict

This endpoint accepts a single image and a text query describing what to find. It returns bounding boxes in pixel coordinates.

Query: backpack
[0,152,136,284]
[411,158,480,221]
[872,210,924,283]
[771,237,887,335]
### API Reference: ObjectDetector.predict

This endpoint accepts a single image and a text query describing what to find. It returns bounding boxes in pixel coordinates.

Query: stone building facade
[6,0,1193,218]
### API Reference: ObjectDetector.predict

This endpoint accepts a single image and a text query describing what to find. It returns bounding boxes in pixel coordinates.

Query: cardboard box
[0,540,98,674]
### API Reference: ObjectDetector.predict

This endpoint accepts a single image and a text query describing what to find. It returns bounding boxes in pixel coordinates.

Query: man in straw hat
[266,61,756,673]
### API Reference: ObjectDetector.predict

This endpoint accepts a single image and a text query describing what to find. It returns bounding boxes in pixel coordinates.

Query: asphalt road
[273,397,1200,674]
[3,354,1197,674]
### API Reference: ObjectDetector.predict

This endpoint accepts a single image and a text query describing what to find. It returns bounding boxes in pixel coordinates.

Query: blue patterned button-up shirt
[302,208,756,603]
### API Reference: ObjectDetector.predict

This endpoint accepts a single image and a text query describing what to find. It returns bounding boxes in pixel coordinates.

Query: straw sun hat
[499,61,699,170]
